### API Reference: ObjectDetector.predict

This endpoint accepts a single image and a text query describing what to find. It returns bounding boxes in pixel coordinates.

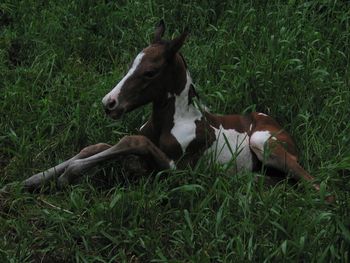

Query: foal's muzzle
[102,97,126,119]
[104,97,117,111]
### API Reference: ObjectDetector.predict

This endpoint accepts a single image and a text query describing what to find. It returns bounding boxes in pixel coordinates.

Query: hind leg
[249,131,321,191]
[254,142,336,203]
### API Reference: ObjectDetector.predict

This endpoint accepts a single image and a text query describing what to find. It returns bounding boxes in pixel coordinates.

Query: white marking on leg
[249,130,277,160]
[170,71,202,153]
[257,113,268,116]
[102,52,145,107]
[249,124,252,132]
[206,125,253,171]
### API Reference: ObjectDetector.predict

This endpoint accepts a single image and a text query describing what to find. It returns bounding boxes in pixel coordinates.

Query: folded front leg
[57,135,173,188]
[21,143,111,191]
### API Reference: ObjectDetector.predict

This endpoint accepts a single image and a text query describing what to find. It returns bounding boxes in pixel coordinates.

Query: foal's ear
[152,20,166,43]
[166,28,189,58]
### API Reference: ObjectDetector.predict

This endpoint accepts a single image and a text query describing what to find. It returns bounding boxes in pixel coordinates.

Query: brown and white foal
[18,21,327,199]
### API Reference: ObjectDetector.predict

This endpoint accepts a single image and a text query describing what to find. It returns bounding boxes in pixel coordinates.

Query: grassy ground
[1,0,350,262]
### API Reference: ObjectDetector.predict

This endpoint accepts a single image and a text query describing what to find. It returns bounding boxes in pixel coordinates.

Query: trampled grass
[1,0,350,262]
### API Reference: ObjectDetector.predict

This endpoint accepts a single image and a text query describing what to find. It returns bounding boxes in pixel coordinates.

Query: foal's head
[102,21,188,119]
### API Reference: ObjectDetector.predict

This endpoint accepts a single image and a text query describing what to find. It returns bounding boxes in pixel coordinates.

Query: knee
[79,143,111,158]
[119,135,151,148]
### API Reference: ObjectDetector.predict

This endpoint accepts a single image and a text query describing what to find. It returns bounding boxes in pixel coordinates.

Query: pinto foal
[18,21,329,200]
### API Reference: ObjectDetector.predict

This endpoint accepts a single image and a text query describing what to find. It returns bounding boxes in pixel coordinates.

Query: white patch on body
[102,52,145,108]
[206,125,253,171]
[257,113,268,116]
[249,130,277,160]
[170,71,202,153]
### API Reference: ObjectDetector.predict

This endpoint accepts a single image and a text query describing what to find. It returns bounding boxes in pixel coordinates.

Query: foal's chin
[105,102,148,120]
[105,108,126,120]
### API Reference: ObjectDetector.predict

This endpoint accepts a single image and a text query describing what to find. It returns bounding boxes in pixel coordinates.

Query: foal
[19,21,327,199]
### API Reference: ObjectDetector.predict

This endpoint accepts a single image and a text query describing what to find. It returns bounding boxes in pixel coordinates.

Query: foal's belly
[205,125,253,172]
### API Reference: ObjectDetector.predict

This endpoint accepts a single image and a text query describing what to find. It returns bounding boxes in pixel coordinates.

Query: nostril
[107,98,117,110]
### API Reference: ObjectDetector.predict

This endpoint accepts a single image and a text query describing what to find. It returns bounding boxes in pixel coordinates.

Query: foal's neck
[151,56,202,132]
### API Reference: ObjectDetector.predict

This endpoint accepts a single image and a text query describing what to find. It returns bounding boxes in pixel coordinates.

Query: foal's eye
[144,70,158,79]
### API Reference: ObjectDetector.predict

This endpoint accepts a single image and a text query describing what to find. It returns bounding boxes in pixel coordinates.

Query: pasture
[0,0,349,261]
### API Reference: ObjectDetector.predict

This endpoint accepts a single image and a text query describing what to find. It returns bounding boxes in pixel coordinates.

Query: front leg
[57,135,173,188]
[20,143,111,191]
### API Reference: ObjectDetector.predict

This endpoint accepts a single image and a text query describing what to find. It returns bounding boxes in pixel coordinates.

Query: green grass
[1,0,350,261]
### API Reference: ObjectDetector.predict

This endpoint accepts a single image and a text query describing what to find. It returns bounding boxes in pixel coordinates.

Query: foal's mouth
[104,100,143,120]
[104,107,126,120]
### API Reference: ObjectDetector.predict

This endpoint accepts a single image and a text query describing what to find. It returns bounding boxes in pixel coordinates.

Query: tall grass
[0,0,349,261]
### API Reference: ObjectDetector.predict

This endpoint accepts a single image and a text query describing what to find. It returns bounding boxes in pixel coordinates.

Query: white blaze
[102,52,145,107]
